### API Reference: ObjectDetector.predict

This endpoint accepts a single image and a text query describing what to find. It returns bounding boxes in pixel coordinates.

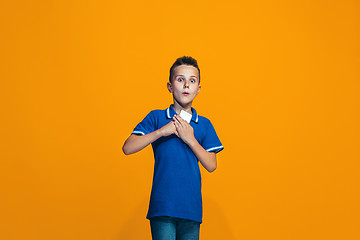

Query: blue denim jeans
[149,216,200,240]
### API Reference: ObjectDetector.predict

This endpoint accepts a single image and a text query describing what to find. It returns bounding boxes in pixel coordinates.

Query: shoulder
[148,108,166,116]
[148,109,162,115]
[144,108,165,115]
[142,108,167,120]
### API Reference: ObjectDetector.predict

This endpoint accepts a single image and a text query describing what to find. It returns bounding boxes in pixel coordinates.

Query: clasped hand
[158,115,196,145]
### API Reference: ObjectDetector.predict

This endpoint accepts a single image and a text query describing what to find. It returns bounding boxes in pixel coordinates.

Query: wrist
[155,129,163,138]
[186,136,198,147]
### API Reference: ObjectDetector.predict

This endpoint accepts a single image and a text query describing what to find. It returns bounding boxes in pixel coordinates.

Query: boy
[122,56,223,240]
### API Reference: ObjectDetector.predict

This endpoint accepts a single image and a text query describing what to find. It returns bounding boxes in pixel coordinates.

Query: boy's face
[167,65,201,107]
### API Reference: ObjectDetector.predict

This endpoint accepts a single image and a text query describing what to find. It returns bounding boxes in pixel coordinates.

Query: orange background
[1,0,359,239]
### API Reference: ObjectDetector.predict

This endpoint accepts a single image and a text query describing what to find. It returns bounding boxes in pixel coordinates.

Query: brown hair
[169,56,200,84]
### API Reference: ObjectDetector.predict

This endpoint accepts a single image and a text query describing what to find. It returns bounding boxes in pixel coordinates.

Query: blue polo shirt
[132,105,224,223]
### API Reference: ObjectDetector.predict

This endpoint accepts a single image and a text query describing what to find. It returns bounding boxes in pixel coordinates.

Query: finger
[178,117,189,125]
[171,122,177,131]
[174,129,179,137]
[173,115,180,123]
[173,116,182,126]
[172,121,179,135]
[177,115,190,126]
[178,115,186,123]
[180,117,191,127]
[176,115,183,122]
[174,119,181,130]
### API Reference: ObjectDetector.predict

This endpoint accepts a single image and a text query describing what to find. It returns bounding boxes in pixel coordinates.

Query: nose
[184,80,189,88]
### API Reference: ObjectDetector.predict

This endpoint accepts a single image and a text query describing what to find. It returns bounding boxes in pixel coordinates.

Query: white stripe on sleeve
[205,145,224,152]
[132,130,145,135]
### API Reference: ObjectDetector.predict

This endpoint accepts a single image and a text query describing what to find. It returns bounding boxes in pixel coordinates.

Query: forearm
[188,140,217,172]
[172,115,217,172]
[122,130,162,155]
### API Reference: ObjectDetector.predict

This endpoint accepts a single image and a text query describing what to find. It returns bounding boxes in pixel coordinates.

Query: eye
[190,79,196,83]
[177,78,184,82]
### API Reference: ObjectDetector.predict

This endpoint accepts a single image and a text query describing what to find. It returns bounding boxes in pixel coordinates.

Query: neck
[172,100,193,115]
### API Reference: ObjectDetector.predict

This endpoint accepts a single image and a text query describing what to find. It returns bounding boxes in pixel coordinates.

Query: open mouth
[182,92,190,96]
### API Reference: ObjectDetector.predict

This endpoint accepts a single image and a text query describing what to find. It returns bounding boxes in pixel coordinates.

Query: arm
[122,121,177,155]
[173,115,217,172]
[122,131,161,155]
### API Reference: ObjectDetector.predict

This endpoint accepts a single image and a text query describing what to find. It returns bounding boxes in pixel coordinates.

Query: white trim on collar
[166,108,171,119]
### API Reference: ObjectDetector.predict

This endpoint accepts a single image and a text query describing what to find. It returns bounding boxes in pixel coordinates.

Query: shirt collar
[166,105,199,123]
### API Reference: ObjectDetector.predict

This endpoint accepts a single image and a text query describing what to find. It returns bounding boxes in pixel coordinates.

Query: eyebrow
[175,75,198,79]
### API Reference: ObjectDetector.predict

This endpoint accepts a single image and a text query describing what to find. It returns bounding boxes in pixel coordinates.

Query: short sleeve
[202,120,224,153]
[132,111,156,135]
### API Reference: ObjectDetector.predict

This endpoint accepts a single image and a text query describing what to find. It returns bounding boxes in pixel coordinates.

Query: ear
[196,85,201,95]
[167,82,173,93]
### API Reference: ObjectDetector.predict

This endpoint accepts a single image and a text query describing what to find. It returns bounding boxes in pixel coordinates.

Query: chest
[156,118,205,145]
